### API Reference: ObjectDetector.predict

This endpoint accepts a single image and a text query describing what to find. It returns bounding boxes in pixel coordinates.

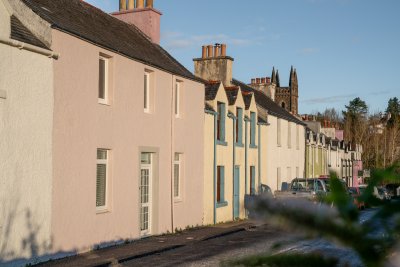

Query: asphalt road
[120,208,391,267]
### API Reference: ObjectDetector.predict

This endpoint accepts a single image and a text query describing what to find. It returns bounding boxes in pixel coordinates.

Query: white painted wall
[262,115,305,192]
[0,3,54,265]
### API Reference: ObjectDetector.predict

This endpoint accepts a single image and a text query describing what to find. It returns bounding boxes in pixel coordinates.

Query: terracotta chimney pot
[146,0,153,8]
[127,0,134,10]
[136,0,144,8]
[202,46,207,59]
[119,0,127,11]
[221,44,226,56]
[214,45,220,57]
[207,45,213,58]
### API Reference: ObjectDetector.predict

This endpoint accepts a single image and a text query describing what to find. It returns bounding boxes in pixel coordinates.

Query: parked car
[385,184,400,198]
[348,187,365,210]
[274,178,329,201]
[377,187,391,201]
[358,184,390,207]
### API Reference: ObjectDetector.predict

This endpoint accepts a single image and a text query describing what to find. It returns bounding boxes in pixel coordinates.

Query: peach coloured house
[0,0,204,265]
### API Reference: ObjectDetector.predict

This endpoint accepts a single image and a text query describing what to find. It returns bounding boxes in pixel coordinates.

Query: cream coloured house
[195,44,306,224]
[198,46,263,224]
[1,0,204,265]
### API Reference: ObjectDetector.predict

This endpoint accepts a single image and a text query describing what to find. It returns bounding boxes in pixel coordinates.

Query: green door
[234,166,240,219]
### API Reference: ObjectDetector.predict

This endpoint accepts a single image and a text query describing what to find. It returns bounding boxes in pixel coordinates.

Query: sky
[86,0,400,115]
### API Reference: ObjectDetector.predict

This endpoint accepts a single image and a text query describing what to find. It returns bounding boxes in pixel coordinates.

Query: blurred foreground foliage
[226,163,400,267]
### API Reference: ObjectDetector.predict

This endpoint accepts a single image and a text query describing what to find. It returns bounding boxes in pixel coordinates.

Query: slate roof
[225,87,239,106]
[232,79,305,125]
[205,82,220,101]
[10,15,49,49]
[21,0,195,80]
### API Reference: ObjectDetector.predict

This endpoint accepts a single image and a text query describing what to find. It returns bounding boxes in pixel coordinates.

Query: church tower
[274,66,299,115]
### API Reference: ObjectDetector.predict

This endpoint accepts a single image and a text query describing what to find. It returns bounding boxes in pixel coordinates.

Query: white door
[140,156,152,236]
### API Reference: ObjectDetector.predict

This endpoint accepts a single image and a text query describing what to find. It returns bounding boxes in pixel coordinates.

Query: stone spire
[271,67,276,84]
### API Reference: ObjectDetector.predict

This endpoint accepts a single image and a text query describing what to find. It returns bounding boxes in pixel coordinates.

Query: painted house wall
[263,115,305,191]
[0,3,54,265]
[203,113,215,224]
[50,30,204,253]
[203,85,258,225]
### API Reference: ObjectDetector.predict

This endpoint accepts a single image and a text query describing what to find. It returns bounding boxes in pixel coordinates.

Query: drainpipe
[205,109,218,225]
[257,122,269,192]
[0,37,59,59]
[227,112,236,220]
[244,116,251,195]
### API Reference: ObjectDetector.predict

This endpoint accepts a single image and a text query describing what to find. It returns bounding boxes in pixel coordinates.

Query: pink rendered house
[1,0,204,265]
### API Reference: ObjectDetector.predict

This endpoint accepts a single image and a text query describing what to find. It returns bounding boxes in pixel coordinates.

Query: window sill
[217,140,228,146]
[174,198,183,203]
[98,102,110,106]
[235,142,244,148]
[249,144,258,149]
[96,207,110,214]
[216,201,228,208]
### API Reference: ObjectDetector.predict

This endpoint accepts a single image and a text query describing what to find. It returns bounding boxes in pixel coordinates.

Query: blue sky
[86,0,400,114]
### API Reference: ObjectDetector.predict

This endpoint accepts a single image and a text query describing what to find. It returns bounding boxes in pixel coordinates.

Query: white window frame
[144,72,150,113]
[173,153,182,199]
[96,148,109,212]
[98,56,109,105]
[277,118,281,146]
[175,81,181,118]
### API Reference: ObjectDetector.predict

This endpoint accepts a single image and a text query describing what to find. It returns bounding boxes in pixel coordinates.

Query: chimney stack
[261,77,266,84]
[112,0,162,44]
[193,44,234,86]
[251,78,255,84]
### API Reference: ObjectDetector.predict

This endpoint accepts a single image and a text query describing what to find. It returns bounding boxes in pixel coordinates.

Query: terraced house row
[0,0,362,266]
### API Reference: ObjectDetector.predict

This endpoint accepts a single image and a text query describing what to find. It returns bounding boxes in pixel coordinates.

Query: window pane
[141,153,151,164]
[174,163,179,197]
[175,83,179,115]
[97,149,107,160]
[217,167,221,202]
[96,163,107,207]
[144,74,148,109]
[99,59,105,99]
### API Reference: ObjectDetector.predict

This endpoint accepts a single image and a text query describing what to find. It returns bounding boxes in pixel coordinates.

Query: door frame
[140,153,153,237]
